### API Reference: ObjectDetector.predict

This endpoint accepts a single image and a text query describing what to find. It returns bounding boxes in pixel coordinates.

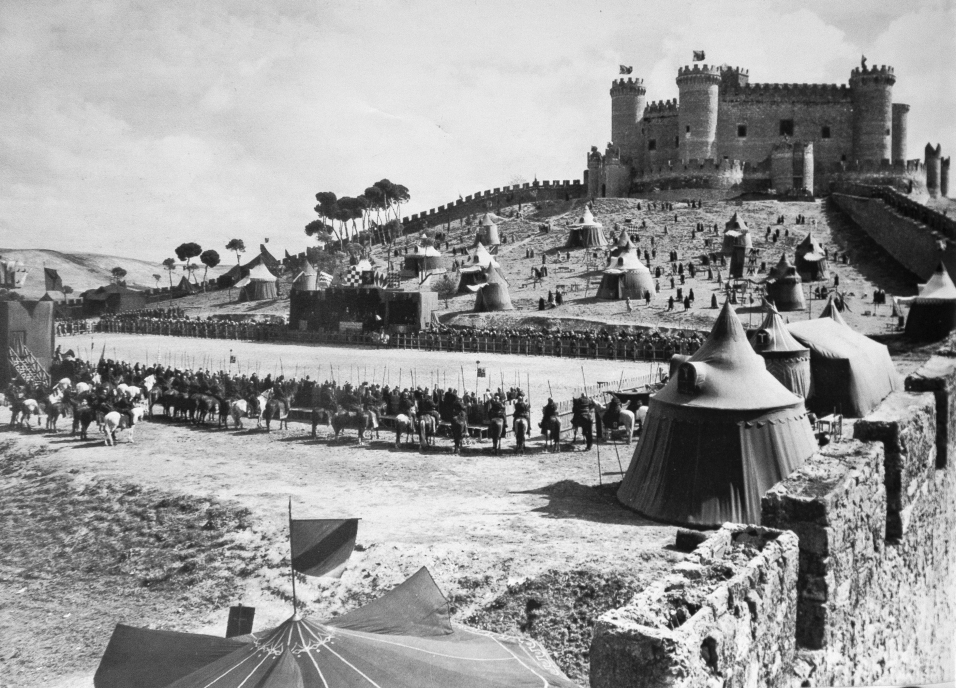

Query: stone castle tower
[586,59,927,198]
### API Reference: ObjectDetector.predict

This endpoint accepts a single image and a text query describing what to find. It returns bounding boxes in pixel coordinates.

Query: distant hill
[0,249,230,300]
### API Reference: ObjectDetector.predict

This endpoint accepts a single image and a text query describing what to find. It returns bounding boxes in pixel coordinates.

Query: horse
[592,399,636,444]
[146,386,165,419]
[571,411,594,450]
[329,409,373,444]
[250,393,270,428]
[229,399,250,429]
[263,397,289,432]
[13,398,41,431]
[487,416,506,455]
[102,411,129,446]
[634,405,648,434]
[43,392,72,432]
[450,412,468,454]
[417,413,436,452]
[393,413,417,448]
[194,395,220,425]
[542,415,562,453]
[123,406,147,442]
[514,416,529,454]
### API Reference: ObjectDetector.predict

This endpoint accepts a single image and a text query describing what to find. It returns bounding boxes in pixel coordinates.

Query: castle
[587,59,950,199]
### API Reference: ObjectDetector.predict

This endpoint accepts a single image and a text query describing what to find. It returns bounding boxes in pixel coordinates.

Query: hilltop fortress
[587,59,950,199]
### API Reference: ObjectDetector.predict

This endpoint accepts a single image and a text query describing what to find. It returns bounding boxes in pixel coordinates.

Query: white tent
[235,263,278,301]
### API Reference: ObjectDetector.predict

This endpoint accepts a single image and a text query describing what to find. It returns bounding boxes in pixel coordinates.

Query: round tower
[587,146,603,198]
[925,143,941,197]
[610,77,646,164]
[941,156,950,198]
[849,64,895,162]
[797,142,814,193]
[891,103,909,163]
[676,64,722,162]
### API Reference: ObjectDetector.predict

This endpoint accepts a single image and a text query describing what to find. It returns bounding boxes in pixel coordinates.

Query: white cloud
[0,0,951,261]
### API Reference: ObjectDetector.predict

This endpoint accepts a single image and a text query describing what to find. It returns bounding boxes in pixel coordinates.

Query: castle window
[675,136,679,148]
[648,139,657,151]
[821,126,831,139]
[685,125,691,133]
[886,128,891,136]
[780,119,794,136]
[737,124,748,138]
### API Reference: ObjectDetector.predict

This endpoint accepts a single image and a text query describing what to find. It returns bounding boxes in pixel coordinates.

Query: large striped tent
[905,261,956,341]
[749,303,811,398]
[234,263,277,302]
[795,230,829,282]
[472,262,514,312]
[292,260,319,291]
[617,301,815,527]
[474,213,501,250]
[565,206,608,248]
[403,237,443,276]
[764,253,806,312]
[94,568,577,688]
[596,235,654,300]
[458,243,501,293]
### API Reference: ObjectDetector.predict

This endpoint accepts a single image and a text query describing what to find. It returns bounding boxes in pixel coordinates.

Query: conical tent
[565,206,608,248]
[596,243,654,300]
[764,254,806,311]
[458,243,500,293]
[749,304,811,398]
[617,301,815,527]
[788,315,900,418]
[94,568,577,688]
[293,260,318,291]
[721,213,753,256]
[795,231,829,282]
[818,293,848,326]
[473,264,514,312]
[609,227,632,258]
[235,262,278,302]
[403,242,443,275]
[176,276,199,295]
[905,261,956,341]
[474,213,501,248]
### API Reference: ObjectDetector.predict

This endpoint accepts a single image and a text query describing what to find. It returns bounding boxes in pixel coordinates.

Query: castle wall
[590,372,956,687]
[641,103,679,171]
[830,190,952,280]
[715,91,852,168]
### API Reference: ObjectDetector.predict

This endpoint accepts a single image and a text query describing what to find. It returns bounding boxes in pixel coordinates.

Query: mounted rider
[603,394,622,427]
[572,393,594,427]
[362,386,380,429]
[539,397,557,429]
[418,390,441,424]
[487,393,507,436]
[512,392,530,432]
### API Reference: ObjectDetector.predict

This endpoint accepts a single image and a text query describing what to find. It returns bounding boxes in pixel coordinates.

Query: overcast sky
[1,0,953,262]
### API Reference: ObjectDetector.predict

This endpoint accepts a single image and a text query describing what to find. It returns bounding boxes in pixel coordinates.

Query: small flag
[693,50,705,62]
[229,355,237,364]
[264,237,269,243]
[317,271,333,288]
[477,367,486,378]
[290,519,359,578]
[99,343,107,363]
[44,268,63,292]
[619,65,633,75]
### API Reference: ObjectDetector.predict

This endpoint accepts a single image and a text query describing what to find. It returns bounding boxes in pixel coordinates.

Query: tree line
[305,179,410,249]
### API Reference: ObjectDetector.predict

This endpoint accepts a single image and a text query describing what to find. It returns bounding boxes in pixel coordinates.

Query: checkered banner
[342,266,362,287]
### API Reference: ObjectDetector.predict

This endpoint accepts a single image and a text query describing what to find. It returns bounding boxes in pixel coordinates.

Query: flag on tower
[619,65,633,75]
[693,50,706,62]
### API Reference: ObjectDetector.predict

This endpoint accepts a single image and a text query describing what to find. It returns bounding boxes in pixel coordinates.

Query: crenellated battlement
[676,63,723,79]
[610,77,645,96]
[722,82,852,102]
[643,99,678,117]
[850,64,896,86]
[720,66,749,77]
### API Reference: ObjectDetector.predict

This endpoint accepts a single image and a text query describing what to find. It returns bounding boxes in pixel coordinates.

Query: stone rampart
[590,524,799,688]
[590,360,956,687]
[830,192,950,280]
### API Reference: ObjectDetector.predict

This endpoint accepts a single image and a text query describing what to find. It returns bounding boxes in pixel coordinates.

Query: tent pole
[288,497,298,614]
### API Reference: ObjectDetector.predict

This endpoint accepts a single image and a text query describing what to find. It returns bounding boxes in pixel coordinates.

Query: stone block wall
[590,524,800,688]
[590,359,955,687]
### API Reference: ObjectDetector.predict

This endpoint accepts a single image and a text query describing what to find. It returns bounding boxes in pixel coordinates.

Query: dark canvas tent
[764,253,806,311]
[609,227,633,258]
[81,283,147,316]
[472,263,514,312]
[474,213,501,249]
[617,301,815,527]
[457,243,500,293]
[94,568,577,688]
[818,293,849,325]
[176,276,199,295]
[795,231,829,282]
[788,314,900,418]
[905,262,956,341]
[234,263,278,302]
[403,239,443,276]
[749,304,811,398]
[596,237,654,300]
[565,206,608,248]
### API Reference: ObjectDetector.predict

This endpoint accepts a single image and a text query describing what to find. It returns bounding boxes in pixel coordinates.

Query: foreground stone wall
[590,525,799,688]
[591,357,956,687]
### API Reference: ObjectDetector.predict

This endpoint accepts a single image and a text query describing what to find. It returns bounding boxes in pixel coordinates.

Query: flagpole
[288,497,298,614]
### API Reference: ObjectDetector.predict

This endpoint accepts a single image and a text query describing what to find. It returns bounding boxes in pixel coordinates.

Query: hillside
[80,195,922,336]
[0,248,230,299]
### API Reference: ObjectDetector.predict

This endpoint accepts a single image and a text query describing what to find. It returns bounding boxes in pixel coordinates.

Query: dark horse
[263,397,289,432]
[543,416,562,453]
[513,417,529,454]
[450,411,468,454]
[487,417,506,455]
[330,410,374,444]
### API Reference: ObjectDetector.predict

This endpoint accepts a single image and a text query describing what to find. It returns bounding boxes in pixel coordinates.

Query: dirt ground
[1,340,684,687]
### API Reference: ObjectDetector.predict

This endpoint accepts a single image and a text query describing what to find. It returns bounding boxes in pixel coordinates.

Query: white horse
[634,404,648,432]
[229,399,250,429]
[75,382,91,395]
[253,392,271,428]
[55,378,73,393]
[593,400,636,444]
[141,375,156,393]
[124,407,146,443]
[124,386,143,402]
[15,399,42,429]
[102,411,129,446]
